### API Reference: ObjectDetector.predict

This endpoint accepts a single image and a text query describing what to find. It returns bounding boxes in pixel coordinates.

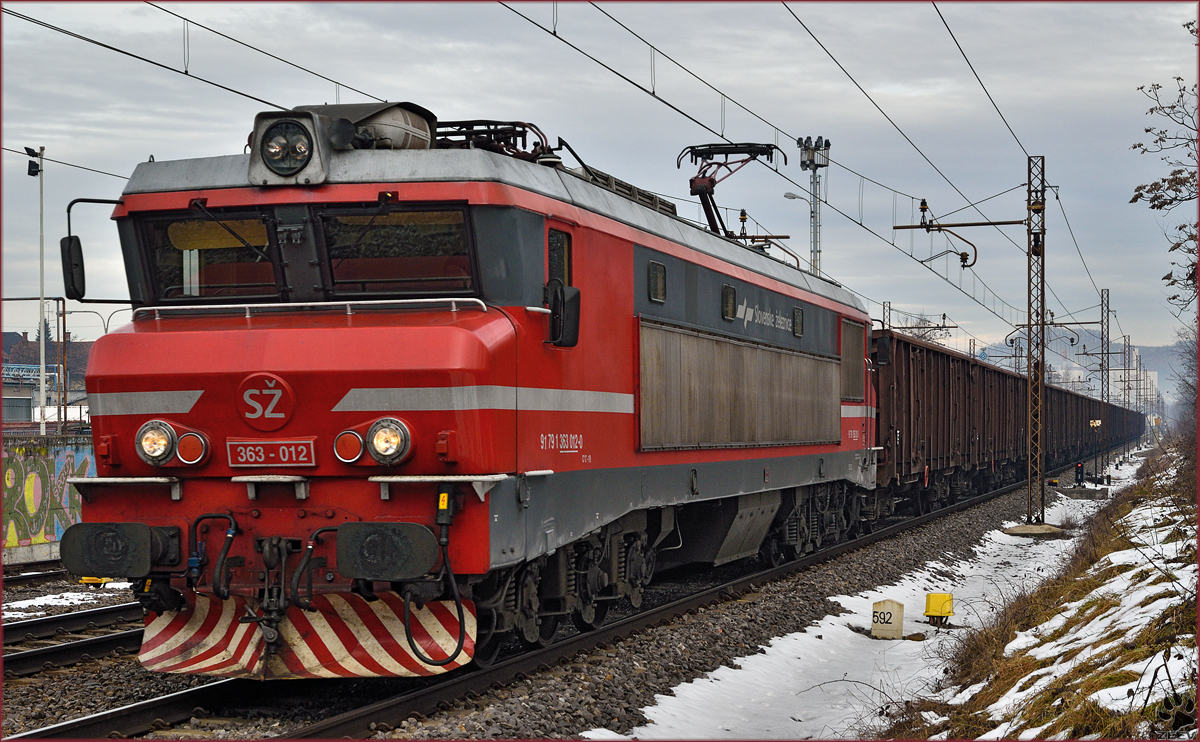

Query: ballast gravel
[375,485,1043,739]
[0,483,1066,739]
[0,657,215,737]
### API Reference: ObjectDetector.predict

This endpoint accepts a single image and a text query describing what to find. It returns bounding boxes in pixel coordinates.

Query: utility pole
[1137,359,1146,445]
[26,146,46,435]
[1123,336,1131,457]
[1026,156,1047,524]
[1100,289,1110,471]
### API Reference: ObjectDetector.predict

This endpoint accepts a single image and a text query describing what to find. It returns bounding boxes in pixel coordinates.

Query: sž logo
[237,373,295,432]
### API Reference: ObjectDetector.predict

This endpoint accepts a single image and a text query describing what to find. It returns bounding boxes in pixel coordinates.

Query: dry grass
[872,439,1198,739]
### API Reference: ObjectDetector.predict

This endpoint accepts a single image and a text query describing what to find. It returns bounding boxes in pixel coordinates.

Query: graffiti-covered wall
[3,436,94,564]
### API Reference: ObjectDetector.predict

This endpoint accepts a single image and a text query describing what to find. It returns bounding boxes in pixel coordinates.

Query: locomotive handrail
[230,475,309,501]
[68,476,181,501]
[369,473,510,502]
[367,474,510,482]
[131,297,488,321]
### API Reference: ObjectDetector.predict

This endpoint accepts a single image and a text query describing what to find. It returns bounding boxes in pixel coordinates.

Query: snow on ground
[582,453,1155,740]
[985,479,1196,733]
[2,581,132,620]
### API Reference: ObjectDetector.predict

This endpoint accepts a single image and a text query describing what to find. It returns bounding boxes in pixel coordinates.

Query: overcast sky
[3,2,1195,362]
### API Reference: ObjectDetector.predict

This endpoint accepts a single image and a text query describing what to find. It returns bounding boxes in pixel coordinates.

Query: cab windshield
[137,205,476,304]
[142,214,278,300]
[318,208,473,296]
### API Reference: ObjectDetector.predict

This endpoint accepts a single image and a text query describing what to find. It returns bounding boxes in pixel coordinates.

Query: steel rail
[2,569,70,588]
[11,448,1126,739]
[3,602,144,645]
[3,628,143,677]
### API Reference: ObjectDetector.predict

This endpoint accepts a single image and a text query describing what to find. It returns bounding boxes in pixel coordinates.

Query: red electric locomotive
[59,102,877,679]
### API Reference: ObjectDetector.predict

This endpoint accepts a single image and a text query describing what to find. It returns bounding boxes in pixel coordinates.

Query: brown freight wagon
[869,329,1142,515]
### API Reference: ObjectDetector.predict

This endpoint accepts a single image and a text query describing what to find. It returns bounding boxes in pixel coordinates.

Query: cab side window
[548,229,572,287]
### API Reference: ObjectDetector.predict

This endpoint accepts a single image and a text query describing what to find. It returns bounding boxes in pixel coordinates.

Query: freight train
[58,102,1142,679]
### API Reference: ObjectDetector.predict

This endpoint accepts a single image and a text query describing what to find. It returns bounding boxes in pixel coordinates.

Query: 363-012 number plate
[227,438,317,467]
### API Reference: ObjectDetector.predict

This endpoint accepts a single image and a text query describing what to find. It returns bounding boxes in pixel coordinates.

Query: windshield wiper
[344,208,385,254]
[324,204,390,272]
[189,199,272,262]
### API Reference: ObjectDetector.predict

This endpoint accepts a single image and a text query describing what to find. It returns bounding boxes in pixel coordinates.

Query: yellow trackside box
[925,592,954,617]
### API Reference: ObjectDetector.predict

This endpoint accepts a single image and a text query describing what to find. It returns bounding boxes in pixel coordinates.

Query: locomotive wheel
[470,609,507,669]
[515,562,560,649]
[758,533,786,568]
[523,614,560,649]
[625,535,656,608]
[571,545,609,632]
[572,600,610,633]
[514,563,542,646]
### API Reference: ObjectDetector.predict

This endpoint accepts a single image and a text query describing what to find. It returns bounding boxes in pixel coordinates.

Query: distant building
[2,332,93,407]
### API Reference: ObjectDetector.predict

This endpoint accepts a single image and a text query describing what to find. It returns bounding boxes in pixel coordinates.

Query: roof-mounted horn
[247,102,437,187]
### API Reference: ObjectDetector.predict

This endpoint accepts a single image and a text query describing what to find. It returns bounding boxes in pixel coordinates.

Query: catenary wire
[502,1,1024,328]
[2,147,128,179]
[604,3,1102,340]
[14,2,1088,348]
[591,3,1108,331]
[587,2,919,200]
[1,7,285,110]
[931,2,1029,158]
[5,6,1119,383]
[937,182,1026,219]
[584,3,1040,327]
[779,0,1099,327]
[11,0,1033,335]
[926,5,1104,316]
[144,2,386,103]
[780,2,1000,228]
[1054,194,1103,297]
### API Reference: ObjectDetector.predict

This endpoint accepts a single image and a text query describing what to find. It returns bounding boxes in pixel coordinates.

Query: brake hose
[402,543,467,667]
[290,526,339,610]
[188,513,238,598]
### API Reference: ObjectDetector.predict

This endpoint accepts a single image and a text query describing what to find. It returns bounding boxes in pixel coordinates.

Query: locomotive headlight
[136,420,177,465]
[264,135,288,160]
[366,418,412,465]
[260,120,312,176]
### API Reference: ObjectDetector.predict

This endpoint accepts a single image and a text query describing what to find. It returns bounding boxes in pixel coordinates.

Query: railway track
[3,602,144,645]
[11,462,1089,740]
[3,603,146,678]
[3,561,70,588]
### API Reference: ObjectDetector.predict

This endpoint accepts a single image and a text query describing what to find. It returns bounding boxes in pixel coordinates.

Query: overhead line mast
[1100,289,1110,470]
[1026,156,1047,524]
[895,155,1051,524]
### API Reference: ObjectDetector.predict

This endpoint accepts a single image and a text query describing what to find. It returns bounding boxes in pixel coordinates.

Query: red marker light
[176,432,207,465]
[335,431,364,463]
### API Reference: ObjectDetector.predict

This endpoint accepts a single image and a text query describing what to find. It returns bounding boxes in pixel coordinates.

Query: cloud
[2,1,1194,351]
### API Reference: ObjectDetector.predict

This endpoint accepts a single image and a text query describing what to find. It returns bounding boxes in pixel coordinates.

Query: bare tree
[1171,326,1196,450]
[894,312,951,343]
[1130,20,1198,312]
